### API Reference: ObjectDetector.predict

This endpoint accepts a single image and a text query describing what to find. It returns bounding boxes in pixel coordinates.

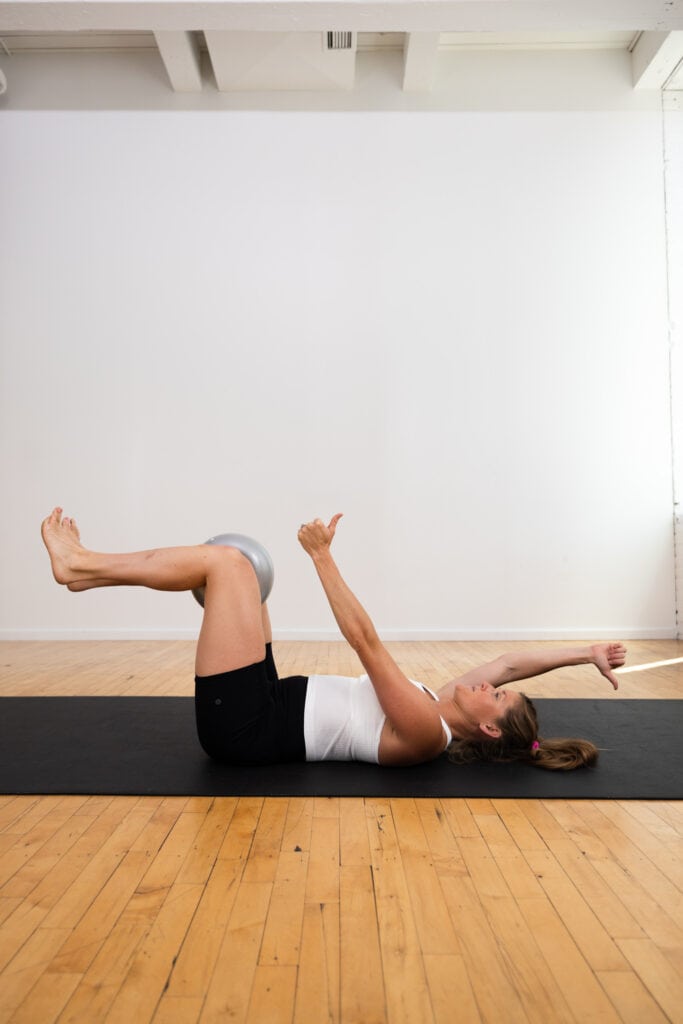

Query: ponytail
[447,694,599,772]
[529,736,598,770]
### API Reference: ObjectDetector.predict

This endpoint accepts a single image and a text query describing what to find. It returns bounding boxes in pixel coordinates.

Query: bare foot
[41,507,88,585]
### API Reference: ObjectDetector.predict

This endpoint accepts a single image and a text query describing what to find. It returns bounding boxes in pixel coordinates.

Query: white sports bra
[303,673,453,763]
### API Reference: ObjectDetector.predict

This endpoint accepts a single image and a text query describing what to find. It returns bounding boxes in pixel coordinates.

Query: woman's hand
[298,515,343,558]
[590,642,626,690]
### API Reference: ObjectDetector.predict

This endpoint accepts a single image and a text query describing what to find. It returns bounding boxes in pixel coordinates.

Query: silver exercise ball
[192,533,274,608]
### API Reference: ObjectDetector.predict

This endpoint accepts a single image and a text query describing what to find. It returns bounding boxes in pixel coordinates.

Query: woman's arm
[438,643,626,698]
[298,517,445,759]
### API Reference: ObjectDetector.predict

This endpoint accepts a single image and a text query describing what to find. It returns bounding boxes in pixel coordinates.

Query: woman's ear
[479,721,502,739]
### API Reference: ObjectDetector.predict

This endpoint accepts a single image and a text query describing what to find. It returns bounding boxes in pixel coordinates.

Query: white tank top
[303,674,453,763]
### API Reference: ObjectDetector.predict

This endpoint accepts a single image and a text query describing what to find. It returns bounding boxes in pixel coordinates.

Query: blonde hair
[447,694,598,771]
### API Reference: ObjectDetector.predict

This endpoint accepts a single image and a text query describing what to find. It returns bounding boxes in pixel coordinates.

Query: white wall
[0,50,676,639]
[665,93,683,636]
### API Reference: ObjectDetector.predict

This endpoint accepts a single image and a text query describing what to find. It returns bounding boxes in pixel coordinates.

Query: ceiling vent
[326,32,353,51]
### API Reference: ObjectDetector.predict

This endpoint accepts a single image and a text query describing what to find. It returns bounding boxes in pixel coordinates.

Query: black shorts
[194,643,308,765]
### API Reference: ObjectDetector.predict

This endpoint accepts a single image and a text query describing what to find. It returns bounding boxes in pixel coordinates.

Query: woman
[41,508,625,770]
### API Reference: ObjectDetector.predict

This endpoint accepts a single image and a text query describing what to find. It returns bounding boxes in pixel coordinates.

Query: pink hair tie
[531,741,540,753]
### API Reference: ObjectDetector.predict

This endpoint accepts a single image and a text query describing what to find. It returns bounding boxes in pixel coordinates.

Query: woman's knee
[208,545,258,586]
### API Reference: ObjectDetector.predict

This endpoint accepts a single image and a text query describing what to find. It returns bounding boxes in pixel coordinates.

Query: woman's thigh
[195,546,266,676]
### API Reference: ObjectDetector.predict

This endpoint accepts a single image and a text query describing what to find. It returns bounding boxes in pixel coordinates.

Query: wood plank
[40,800,157,930]
[1,805,97,900]
[0,794,82,840]
[438,799,480,839]
[589,853,683,960]
[199,881,273,1024]
[0,925,72,1021]
[160,857,244,1002]
[49,848,158,976]
[414,799,465,862]
[134,807,207,895]
[49,800,183,975]
[72,795,116,819]
[101,882,204,1024]
[241,799,289,884]
[516,896,621,1023]
[498,798,563,847]
[305,815,340,905]
[339,863,385,1024]
[282,797,314,855]
[294,900,340,1024]
[259,850,308,966]
[313,797,340,818]
[528,865,629,972]
[542,800,612,859]
[456,834,513,899]
[0,896,21,928]
[247,964,297,1024]
[572,802,682,912]
[0,799,147,974]
[0,798,42,834]
[594,800,683,888]
[14,799,136,916]
[616,937,683,1022]
[152,995,204,1024]
[473,810,544,899]
[616,800,683,843]
[423,954,481,1024]
[543,837,644,941]
[56,886,169,1024]
[217,797,263,861]
[480,894,575,1023]
[596,970,670,1024]
[175,797,238,885]
[391,800,460,956]
[314,901,340,1024]
[438,874,528,1023]
[10,969,82,1024]
[653,802,683,834]
[365,800,435,1024]
[339,798,372,866]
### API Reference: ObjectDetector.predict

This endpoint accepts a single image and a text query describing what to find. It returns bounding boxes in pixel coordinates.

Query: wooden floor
[0,639,681,1024]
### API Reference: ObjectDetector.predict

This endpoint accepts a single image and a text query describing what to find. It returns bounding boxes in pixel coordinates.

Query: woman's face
[453,681,521,735]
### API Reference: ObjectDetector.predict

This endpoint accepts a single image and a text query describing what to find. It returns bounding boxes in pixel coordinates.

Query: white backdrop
[0,94,675,639]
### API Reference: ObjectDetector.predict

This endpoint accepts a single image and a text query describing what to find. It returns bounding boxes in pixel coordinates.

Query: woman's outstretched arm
[298,517,445,760]
[439,643,626,698]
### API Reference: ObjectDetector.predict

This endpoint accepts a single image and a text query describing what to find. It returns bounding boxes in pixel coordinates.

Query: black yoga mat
[0,697,680,799]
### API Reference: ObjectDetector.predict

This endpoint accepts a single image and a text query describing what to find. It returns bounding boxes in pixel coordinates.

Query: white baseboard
[272,628,677,641]
[0,628,201,641]
[0,627,676,641]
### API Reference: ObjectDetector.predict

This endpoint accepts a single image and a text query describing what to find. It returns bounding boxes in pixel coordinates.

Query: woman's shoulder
[377,709,450,766]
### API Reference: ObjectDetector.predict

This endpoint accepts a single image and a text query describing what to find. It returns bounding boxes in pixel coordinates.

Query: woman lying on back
[41,508,625,770]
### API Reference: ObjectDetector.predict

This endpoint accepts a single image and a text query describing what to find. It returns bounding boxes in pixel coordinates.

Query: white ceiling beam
[632,30,683,87]
[205,31,356,90]
[154,31,203,91]
[2,2,682,34]
[403,33,439,92]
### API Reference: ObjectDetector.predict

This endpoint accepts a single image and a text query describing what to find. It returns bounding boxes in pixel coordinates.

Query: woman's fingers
[328,513,343,536]
[297,514,344,550]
